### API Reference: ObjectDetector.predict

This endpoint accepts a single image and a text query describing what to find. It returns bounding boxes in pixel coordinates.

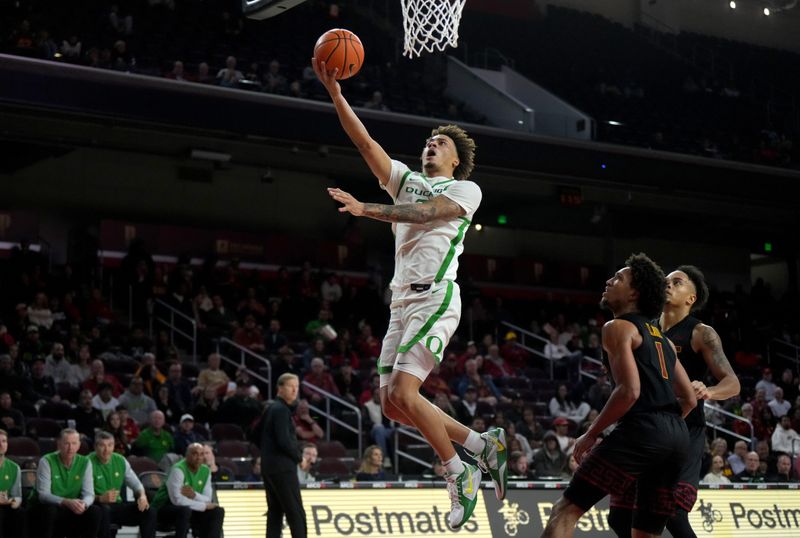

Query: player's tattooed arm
[692,323,740,401]
[328,187,464,223]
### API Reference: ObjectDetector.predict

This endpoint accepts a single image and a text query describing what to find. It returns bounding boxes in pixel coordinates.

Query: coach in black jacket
[261,373,305,538]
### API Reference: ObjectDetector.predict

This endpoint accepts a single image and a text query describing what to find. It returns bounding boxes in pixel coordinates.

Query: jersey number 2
[655,341,669,380]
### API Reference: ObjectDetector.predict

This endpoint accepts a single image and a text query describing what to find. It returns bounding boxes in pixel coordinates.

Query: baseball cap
[504,331,518,341]
[467,340,476,346]
[27,325,39,333]
[180,414,195,423]
[553,417,569,426]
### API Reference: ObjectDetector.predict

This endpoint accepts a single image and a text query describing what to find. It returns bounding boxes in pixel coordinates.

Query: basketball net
[401,0,467,58]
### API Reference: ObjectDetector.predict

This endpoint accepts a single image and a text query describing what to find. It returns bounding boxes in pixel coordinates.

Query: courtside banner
[688,487,800,537]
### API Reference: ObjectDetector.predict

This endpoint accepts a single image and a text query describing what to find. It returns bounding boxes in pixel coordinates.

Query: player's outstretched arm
[692,323,740,401]
[327,188,465,223]
[672,356,698,418]
[312,57,391,185]
[573,320,640,463]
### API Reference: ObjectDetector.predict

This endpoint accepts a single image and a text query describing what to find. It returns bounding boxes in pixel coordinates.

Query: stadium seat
[26,418,63,438]
[129,456,160,475]
[215,440,251,459]
[316,457,351,479]
[38,437,57,455]
[316,440,346,458]
[39,401,73,420]
[7,436,40,466]
[15,400,38,418]
[210,423,245,442]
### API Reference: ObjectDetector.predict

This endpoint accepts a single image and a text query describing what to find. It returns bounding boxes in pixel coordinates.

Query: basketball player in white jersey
[313,57,508,529]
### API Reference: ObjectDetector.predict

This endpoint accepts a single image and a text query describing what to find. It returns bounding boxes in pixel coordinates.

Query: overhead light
[474,224,483,231]
[607,120,624,126]
[729,1,736,9]
[764,7,771,15]
[190,149,231,162]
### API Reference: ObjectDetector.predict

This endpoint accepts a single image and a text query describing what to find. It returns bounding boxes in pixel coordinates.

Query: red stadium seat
[26,418,63,438]
[7,436,40,466]
[210,423,245,442]
[316,440,346,458]
[215,440,250,459]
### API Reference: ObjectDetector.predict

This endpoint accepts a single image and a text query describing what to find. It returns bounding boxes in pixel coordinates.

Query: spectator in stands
[470,417,487,434]
[362,387,393,463]
[92,382,120,420]
[119,377,157,426]
[756,368,777,400]
[19,325,44,363]
[151,443,225,538]
[28,292,54,331]
[194,353,231,397]
[108,4,133,36]
[330,337,360,370]
[456,385,479,424]
[544,333,582,381]
[548,384,591,425]
[203,295,237,338]
[500,331,528,369]
[263,59,287,94]
[44,342,71,385]
[586,373,612,411]
[217,56,243,88]
[433,392,458,420]
[30,428,102,538]
[73,389,104,439]
[363,91,389,112]
[134,410,174,465]
[755,440,772,476]
[164,362,193,415]
[174,414,206,456]
[320,273,343,303]
[727,440,748,475]
[60,35,82,61]
[507,421,533,462]
[483,344,516,377]
[778,368,798,404]
[118,406,140,443]
[734,403,765,439]
[166,60,187,82]
[768,387,791,419]
[516,406,545,450]
[105,411,130,455]
[30,357,57,401]
[508,451,533,479]
[769,454,796,483]
[218,380,262,432]
[135,353,166,398]
[233,315,265,353]
[532,432,568,478]
[296,442,318,484]
[552,417,575,455]
[293,399,323,444]
[155,384,181,424]
[702,455,731,484]
[192,387,220,427]
[194,62,213,84]
[356,323,381,361]
[421,364,455,401]
[355,445,387,481]
[771,415,800,456]
[264,319,288,355]
[333,360,360,403]
[707,438,734,479]
[83,359,124,397]
[734,451,766,483]
[457,357,502,406]
[67,344,92,387]
[304,309,336,343]
[0,392,24,436]
[302,357,339,403]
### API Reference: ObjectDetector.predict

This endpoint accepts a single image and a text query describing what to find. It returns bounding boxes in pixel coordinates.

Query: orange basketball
[314,28,364,80]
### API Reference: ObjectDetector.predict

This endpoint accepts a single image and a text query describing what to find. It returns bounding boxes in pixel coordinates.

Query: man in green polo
[90,431,156,538]
[31,428,102,538]
[134,410,174,464]
[0,428,25,537]
[151,443,224,538]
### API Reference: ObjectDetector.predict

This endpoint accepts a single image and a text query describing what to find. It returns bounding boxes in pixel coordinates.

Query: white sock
[464,430,485,454]
[443,454,465,476]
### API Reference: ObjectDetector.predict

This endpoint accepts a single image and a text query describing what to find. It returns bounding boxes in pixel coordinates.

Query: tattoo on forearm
[362,202,436,223]
[702,326,735,375]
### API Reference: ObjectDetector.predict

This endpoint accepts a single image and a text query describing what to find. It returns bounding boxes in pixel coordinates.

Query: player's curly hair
[431,124,476,181]
[626,253,666,319]
[676,264,709,312]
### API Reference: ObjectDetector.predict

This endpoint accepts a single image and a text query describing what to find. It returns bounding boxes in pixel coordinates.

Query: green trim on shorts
[396,281,454,357]
[434,217,470,283]
[377,365,393,375]
[396,170,412,199]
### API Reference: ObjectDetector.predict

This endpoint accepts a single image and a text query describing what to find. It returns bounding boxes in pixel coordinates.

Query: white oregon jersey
[380,159,482,300]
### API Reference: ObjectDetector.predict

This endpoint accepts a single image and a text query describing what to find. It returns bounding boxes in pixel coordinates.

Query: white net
[401,0,467,58]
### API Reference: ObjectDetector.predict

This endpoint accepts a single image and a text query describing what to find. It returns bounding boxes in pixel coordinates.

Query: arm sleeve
[441,181,482,216]
[123,460,145,497]
[82,462,95,506]
[36,458,64,505]
[379,160,411,202]
[10,468,21,504]
[167,468,207,511]
[274,407,301,463]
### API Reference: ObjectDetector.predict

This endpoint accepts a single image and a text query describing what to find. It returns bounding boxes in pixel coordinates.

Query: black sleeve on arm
[273,405,301,463]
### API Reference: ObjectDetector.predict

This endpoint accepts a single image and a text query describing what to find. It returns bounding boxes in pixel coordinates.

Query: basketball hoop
[401,0,467,58]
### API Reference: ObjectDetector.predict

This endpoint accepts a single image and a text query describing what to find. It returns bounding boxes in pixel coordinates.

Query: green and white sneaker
[445,462,482,530]
[474,427,508,500]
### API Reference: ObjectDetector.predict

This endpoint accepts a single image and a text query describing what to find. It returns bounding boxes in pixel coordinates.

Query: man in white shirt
[768,387,791,418]
[314,56,507,530]
[727,440,748,475]
[44,342,72,385]
[118,376,158,425]
[771,415,800,456]
[755,368,777,401]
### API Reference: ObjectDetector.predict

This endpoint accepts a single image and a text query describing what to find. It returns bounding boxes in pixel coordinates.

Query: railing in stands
[768,338,800,372]
[578,355,604,381]
[300,382,363,459]
[393,426,433,472]
[150,299,197,361]
[703,405,755,447]
[215,337,273,401]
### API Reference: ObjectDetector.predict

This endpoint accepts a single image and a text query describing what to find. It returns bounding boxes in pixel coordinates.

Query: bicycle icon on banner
[698,499,722,533]
[498,499,530,536]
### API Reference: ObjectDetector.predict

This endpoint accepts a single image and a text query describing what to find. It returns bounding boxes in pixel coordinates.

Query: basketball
[313,28,364,80]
